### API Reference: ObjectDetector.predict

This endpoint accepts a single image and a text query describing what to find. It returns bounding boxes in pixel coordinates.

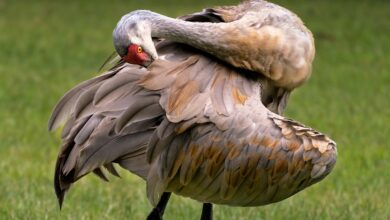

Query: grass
[0,0,389,219]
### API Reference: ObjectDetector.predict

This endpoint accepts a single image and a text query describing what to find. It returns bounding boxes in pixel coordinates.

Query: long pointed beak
[141,56,155,67]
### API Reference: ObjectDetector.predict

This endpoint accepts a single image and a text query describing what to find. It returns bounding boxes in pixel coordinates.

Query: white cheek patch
[129,36,142,46]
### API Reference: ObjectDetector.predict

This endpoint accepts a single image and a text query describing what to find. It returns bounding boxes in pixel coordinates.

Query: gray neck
[143,11,229,57]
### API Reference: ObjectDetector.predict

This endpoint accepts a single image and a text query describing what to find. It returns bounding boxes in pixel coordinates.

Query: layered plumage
[50,0,336,212]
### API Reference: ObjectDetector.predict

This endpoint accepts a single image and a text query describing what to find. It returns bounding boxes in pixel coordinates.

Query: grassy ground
[0,0,389,219]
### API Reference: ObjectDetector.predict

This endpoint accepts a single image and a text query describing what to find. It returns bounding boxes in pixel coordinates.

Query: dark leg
[200,203,213,220]
[147,192,171,220]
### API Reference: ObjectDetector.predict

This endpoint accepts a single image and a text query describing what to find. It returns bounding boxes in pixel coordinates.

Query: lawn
[0,0,389,219]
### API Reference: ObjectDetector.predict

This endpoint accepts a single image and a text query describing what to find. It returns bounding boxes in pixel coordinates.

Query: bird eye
[137,46,142,53]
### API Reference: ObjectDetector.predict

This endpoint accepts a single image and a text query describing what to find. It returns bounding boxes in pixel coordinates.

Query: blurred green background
[0,0,389,219]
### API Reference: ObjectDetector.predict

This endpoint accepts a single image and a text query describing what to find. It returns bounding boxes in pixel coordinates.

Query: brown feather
[50,3,335,209]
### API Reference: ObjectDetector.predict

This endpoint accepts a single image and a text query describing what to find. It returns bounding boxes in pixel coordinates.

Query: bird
[49,1,337,219]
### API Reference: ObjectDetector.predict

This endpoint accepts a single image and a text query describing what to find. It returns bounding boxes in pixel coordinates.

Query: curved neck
[119,9,315,90]
[144,11,230,58]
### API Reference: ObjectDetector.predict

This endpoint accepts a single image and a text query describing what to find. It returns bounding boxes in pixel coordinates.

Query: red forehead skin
[122,44,149,65]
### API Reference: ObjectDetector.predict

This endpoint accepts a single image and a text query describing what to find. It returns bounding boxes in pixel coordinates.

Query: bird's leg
[146,192,171,220]
[200,203,213,220]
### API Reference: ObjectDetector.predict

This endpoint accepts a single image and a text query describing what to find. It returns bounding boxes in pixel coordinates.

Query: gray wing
[50,14,333,208]
[49,10,238,207]
[139,42,337,206]
[49,64,165,206]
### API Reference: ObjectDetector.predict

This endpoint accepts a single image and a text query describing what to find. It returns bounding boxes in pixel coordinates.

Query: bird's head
[113,13,158,67]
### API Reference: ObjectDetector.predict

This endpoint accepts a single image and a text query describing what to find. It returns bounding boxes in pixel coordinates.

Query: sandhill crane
[49,1,337,219]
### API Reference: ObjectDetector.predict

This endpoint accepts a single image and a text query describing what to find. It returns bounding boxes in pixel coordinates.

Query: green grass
[0,0,389,219]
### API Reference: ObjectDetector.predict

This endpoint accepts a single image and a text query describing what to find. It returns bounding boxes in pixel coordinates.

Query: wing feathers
[93,167,110,182]
[48,72,116,131]
[104,163,121,177]
[51,38,335,208]
[143,55,337,205]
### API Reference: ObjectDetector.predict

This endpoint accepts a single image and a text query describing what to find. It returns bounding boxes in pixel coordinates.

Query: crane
[49,1,337,219]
